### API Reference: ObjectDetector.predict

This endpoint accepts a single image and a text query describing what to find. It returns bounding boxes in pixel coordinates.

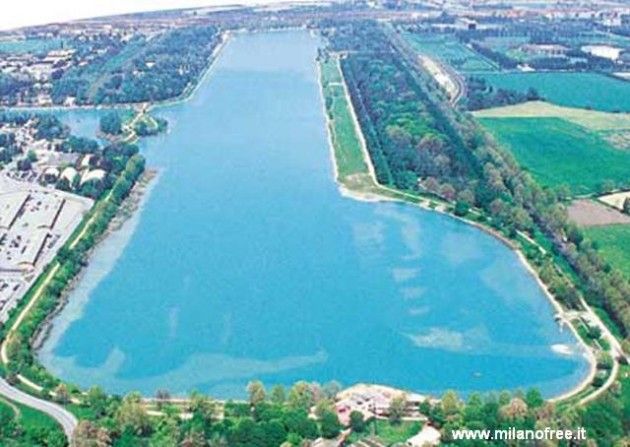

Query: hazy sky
[3,0,313,31]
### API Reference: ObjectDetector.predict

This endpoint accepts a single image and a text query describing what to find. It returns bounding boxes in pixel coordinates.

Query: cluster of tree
[35,115,69,140]
[465,76,540,111]
[50,34,129,104]
[61,135,100,154]
[59,381,344,447]
[48,24,220,106]
[100,112,124,136]
[0,72,34,106]
[428,383,628,446]
[134,116,168,137]
[469,42,519,69]
[326,22,479,193]
[0,130,19,164]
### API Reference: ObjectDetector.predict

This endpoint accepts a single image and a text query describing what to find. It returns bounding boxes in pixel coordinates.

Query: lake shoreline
[318,56,597,402]
[33,170,160,356]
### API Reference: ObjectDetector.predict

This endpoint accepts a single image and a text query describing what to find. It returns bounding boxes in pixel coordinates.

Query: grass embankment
[478,116,630,194]
[320,57,446,207]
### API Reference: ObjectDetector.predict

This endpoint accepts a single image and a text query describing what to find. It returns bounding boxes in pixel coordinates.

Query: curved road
[0,377,77,438]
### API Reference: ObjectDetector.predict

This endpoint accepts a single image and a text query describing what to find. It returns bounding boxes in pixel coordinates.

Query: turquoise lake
[39,31,590,399]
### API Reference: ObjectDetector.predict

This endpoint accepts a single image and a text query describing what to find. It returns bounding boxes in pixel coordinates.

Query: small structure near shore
[334,384,432,425]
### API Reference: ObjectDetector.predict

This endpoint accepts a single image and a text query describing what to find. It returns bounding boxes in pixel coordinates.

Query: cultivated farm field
[479,116,630,194]
[479,72,630,112]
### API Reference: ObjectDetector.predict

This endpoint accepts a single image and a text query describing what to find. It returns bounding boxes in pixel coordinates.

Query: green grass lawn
[320,57,343,85]
[480,72,630,112]
[403,32,498,72]
[584,224,630,279]
[320,59,369,180]
[480,117,630,194]
[348,420,422,445]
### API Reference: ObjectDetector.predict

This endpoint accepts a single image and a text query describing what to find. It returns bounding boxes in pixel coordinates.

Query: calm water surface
[39,31,589,398]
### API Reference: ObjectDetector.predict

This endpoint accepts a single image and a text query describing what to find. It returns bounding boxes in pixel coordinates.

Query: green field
[320,58,370,181]
[584,224,630,278]
[0,397,65,445]
[403,32,498,72]
[480,72,630,112]
[480,116,630,194]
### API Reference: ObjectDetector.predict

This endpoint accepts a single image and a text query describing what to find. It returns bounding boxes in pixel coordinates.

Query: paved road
[0,377,77,439]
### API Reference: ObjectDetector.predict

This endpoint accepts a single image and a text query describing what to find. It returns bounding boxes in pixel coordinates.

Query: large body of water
[39,31,590,398]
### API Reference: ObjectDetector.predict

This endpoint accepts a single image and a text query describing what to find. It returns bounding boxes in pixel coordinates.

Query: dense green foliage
[465,76,540,111]
[100,112,123,135]
[328,23,480,195]
[480,117,630,194]
[51,26,220,105]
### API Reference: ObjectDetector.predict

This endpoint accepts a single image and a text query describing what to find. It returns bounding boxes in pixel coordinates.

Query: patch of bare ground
[568,199,630,226]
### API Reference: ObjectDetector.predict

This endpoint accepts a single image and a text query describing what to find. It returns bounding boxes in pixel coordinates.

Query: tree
[288,381,313,411]
[189,391,218,426]
[388,394,407,424]
[180,429,207,447]
[270,385,286,405]
[441,390,460,416]
[349,410,366,433]
[525,389,543,408]
[155,389,171,409]
[72,420,112,447]
[247,380,266,407]
[100,112,123,135]
[116,392,151,435]
[54,383,70,404]
[320,409,342,439]
[499,397,528,421]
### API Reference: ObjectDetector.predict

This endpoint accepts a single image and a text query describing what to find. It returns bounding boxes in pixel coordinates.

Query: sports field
[584,224,630,278]
[480,116,630,194]
[479,72,630,112]
[403,32,498,72]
